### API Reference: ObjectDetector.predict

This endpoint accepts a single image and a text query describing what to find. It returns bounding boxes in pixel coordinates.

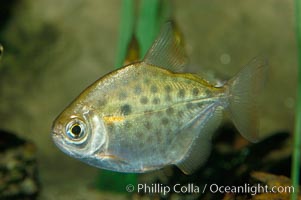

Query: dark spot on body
[161,117,169,125]
[121,104,131,115]
[124,121,132,129]
[178,110,184,118]
[134,85,142,94]
[140,96,148,104]
[144,109,153,115]
[146,133,154,142]
[107,123,115,132]
[144,121,152,129]
[192,88,199,96]
[155,130,162,143]
[165,85,172,93]
[178,89,185,98]
[166,107,174,115]
[155,111,162,116]
[166,138,172,146]
[150,85,158,93]
[98,99,107,106]
[186,102,194,109]
[144,78,150,84]
[164,128,172,137]
[152,97,160,104]
[165,95,172,102]
[119,92,127,100]
[197,102,204,108]
[138,141,146,149]
[136,131,144,139]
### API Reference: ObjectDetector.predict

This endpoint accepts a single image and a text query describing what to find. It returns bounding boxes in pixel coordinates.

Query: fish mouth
[51,123,64,146]
[51,132,80,158]
[51,130,63,145]
[51,132,66,153]
[51,121,65,136]
[51,131,63,144]
[51,131,60,137]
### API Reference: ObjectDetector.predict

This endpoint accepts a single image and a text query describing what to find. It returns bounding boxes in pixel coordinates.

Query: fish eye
[65,119,87,141]
[71,124,81,136]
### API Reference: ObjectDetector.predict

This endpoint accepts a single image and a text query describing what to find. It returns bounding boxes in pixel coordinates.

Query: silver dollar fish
[51,23,267,174]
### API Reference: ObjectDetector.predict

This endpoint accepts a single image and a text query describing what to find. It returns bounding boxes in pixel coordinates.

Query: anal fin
[175,105,223,174]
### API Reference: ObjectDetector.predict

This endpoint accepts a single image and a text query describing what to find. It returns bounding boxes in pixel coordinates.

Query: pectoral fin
[97,153,129,165]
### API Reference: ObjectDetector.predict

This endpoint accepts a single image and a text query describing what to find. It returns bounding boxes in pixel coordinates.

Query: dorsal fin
[143,21,188,72]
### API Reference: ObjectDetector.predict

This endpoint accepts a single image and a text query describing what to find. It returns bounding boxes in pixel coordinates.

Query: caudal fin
[227,57,268,142]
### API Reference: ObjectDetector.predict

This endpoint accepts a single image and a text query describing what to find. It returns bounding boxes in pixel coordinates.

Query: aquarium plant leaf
[114,0,135,68]
[136,0,171,57]
[291,0,301,199]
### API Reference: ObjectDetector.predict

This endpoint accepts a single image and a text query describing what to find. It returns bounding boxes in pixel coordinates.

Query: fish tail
[226,57,268,142]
